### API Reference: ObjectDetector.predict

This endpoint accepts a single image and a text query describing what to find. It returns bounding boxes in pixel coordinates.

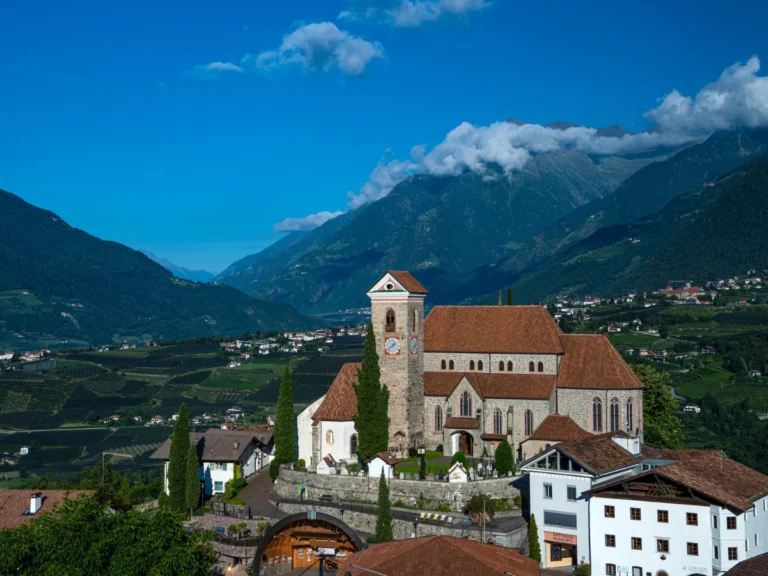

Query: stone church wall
[275,467,520,506]
[556,388,643,435]
[424,352,558,374]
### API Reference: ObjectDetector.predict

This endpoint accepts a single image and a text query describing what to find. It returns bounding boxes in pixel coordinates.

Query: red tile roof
[557,334,643,390]
[345,536,539,576]
[312,363,361,423]
[0,490,92,530]
[367,452,401,466]
[424,306,564,354]
[724,552,768,575]
[367,270,429,294]
[444,417,480,430]
[424,372,555,401]
[525,414,591,442]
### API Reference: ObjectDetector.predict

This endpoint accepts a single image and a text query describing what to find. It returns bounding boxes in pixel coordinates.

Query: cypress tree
[273,367,296,478]
[185,441,200,515]
[168,403,189,512]
[374,469,393,542]
[506,288,513,306]
[528,513,542,562]
[495,440,513,475]
[354,322,389,461]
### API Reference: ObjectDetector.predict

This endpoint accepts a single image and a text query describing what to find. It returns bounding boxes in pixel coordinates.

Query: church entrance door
[457,432,473,456]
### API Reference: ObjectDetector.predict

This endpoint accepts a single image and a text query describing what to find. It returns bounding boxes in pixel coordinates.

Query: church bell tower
[367,270,427,455]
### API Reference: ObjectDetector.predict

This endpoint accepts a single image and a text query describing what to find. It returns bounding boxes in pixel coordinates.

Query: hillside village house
[151,428,274,496]
[0,490,91,530]
[298,270,644,470]
[521,433,768,574]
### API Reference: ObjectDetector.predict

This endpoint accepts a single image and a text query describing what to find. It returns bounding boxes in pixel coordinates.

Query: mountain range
[217,127,768,311]
[140,251,215,283]
[0,190,320,348]
[217,140,665,312]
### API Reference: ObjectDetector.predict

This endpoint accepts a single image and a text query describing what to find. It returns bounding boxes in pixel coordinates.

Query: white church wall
[297,396,325,465]
[317,420,358,464]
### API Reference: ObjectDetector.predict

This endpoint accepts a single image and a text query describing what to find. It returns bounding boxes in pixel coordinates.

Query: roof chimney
[233,441,240,450]
[498,291,502,306]
[30,492,42,514]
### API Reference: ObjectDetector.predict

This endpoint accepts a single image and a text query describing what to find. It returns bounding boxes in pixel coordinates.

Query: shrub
[436,502,452,513]
[269,459,280,480]
[296,458,306,470]
[513,494,522,508]
[450,451,468,470]
[494,440,514,475]
[573,563,591,576]
[223,478,247,503]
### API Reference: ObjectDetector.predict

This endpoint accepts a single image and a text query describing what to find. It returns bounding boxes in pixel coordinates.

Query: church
[297,270,644,470]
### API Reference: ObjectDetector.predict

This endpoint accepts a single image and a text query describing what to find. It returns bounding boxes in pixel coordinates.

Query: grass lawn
[399,451,442,463]
[0,477,29,489]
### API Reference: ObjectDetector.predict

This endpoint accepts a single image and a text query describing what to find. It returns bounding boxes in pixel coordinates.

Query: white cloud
[645,56,768,133]
[189,61,245,79]
[245,22,384,76]
[276,56,768,230]
[274,211,344,232]
[340,0,489,27]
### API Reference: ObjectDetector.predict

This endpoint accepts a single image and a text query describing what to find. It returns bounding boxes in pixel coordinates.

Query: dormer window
[386,309,396,332]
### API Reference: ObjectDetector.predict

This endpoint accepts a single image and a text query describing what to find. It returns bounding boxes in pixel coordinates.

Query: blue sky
[2,0,768,273]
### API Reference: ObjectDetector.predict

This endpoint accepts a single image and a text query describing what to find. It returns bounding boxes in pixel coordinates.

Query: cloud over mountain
[340,0,489,27]
[274,210,344,232]
[278,56,768,231]
[246,22,384,76]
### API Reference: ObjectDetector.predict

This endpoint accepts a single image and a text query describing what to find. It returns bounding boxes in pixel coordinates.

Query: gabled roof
[633,449,768,513]
[366,452,401,466]
[557,334,643,390]
[552,433,645,475]
[345,535,539,576]
[423,372,555,401]
[0,490,92,530]
[524,414,591,442]
[367,270,428,295]
[150,429,267,463]
[312,363,361,423]
[444,416,480,430]
[424,306,564,354]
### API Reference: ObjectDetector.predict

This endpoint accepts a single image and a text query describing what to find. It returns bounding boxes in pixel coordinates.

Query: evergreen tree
[168,403,190,512]
[634,364,684,447]
[354,322,389,461]
[494,440,513,475]
[272,367,296,478]
[374,470,393,543]
[506,288,513,306]
[185,442,200,515]
[528,513,542,562]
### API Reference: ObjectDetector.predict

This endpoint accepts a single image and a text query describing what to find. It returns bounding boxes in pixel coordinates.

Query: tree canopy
[0,496,213,576]
[634,364,684,448]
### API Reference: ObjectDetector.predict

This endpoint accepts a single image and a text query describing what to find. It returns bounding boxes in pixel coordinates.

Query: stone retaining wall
[276,467,521,508]
[278,502,527,548]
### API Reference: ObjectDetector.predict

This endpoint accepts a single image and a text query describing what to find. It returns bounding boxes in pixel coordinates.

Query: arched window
[592,398,603,432]
[385,309,396,332]
[477,360,484,371]
[507,361,513,371]
[498,361,504,371]
[460,391,472,416]
[524,410,534,436]
[326,430,334,445]
[449,360,454,370]
[626,398,634,433]
[528,361,534,372]
[441,359,447,370]
[537,361,544,372]
[493,409,503,435]
[350,434,358,455]
[434,406,443,431]
[412,309,417,333]
[610,398,620,432]
[469,360,475,371]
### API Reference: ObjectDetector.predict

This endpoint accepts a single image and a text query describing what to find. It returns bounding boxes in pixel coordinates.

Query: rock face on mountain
[0,190,321,346]
[219,148,660,313]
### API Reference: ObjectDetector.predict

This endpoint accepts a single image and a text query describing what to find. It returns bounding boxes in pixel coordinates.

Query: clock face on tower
[410,337,418,355]
[384,337,401,356]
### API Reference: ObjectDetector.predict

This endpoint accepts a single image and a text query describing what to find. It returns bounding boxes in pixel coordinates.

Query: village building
[0,490,91,530]
[151,428,274,496]
[298,270,644,470]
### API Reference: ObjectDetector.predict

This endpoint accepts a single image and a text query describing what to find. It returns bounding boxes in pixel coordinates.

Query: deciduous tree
[634,364,684,448]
